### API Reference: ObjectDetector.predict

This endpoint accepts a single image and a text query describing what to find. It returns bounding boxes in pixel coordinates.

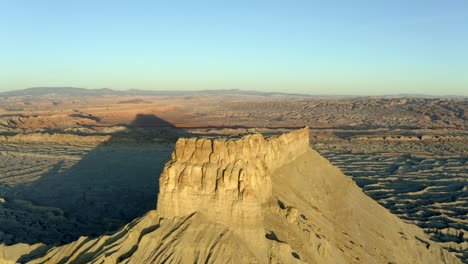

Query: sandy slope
[0,129,461,263]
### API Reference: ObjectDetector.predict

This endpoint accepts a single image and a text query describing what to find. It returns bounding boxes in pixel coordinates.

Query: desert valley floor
[0,88,466,263]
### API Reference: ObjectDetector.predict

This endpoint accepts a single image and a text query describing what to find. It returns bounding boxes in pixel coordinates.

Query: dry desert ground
[0,88,466,263]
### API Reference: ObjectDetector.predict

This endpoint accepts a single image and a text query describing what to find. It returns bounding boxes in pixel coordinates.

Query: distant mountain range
[0,87,313,98]
[0,87,465,99]
[379,93,467,99]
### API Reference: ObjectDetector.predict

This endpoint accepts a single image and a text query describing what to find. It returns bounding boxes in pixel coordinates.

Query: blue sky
[1,0,467,95]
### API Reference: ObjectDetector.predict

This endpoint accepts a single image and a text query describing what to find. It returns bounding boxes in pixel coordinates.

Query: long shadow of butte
[10,114,191,245]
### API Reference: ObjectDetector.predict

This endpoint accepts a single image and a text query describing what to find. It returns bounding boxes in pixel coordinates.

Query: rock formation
[0,128,462,263]
[157,128,310,260]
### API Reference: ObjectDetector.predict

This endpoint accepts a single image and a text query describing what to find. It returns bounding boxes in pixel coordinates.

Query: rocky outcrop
[157,127,310,260]
[157,127,309,219]
[0,128,462,263]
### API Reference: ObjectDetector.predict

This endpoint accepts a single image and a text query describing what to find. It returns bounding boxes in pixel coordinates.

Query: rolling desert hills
[0,88,466,263]
[0,128,462,263]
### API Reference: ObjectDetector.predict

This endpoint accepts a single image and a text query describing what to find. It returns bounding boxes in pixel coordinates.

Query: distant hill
[1,87,465,99]
[116,98,152,104]
[0,87,312,98]
[0,87,119,97]
[379,93,467,99]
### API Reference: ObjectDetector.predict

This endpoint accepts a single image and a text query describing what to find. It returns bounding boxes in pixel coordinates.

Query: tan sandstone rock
[0,127,462,264]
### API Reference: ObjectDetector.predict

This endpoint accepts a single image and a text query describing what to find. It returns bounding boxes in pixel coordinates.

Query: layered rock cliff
[0,128,462,263]
[158,127,309,219]
[156,128,310,260]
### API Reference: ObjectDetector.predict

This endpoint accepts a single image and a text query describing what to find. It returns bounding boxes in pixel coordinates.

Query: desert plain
[0,88,466,263]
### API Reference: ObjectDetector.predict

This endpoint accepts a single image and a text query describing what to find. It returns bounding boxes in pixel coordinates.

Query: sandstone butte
[0,127,462,263]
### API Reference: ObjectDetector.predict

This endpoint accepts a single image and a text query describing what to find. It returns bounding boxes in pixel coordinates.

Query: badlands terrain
[0,87,466,263]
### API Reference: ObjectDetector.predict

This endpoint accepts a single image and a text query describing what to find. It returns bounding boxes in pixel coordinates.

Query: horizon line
[1,86,467,98]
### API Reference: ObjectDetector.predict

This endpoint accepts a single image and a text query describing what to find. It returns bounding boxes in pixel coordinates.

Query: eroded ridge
[157,127,309,222]
[0,127,463,264]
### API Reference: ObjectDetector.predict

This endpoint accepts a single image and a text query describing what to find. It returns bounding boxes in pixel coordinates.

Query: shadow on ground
[0,114,192,245]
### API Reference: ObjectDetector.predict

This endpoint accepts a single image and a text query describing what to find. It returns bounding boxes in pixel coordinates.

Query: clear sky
[1,0,467,95]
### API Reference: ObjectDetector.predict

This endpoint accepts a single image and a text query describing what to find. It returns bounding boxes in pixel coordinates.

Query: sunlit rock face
[158,127,309,220]
[157,128,310,259]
